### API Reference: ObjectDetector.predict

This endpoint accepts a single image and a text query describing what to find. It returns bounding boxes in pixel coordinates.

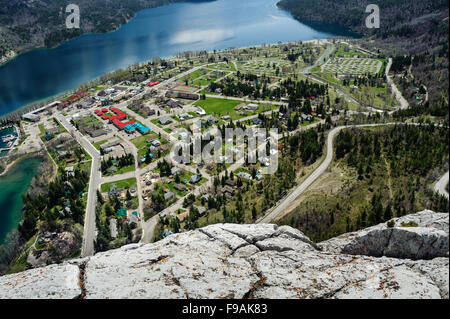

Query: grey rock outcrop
[0,212,448,299]
[319,210,449,260]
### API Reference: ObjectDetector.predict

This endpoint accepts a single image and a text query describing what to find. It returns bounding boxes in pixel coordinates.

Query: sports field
[195,97,242,114]
[172,85,199,93]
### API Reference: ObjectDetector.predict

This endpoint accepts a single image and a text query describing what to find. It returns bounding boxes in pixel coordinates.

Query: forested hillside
[277,124,449,242]
[278,0,448,36]
[0,0,211,62]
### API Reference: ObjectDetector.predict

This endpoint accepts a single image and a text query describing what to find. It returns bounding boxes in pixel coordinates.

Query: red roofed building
[112,119,135,130]
[75,90,87,97]
[146,81,160,87]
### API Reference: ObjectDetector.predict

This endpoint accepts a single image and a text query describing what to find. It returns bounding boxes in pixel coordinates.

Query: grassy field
[38,124,45,136]
[334,44,369,57]
[130,133,160,150]
[195,97,242,113]
[181,69,207,82]
[195,97,265,120]
[52,118,68,133]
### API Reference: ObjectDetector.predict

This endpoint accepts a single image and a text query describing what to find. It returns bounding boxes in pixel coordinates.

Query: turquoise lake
[0,157,42,244]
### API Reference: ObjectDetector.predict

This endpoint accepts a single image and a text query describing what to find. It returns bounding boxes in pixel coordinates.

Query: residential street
[55,114,101,257]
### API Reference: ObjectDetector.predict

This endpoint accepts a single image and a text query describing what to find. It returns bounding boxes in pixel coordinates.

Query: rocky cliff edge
[0,210,448,299]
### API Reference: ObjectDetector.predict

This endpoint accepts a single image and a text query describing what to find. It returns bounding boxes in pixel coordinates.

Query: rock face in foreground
[319,210,449,260]
[0,211,448,299]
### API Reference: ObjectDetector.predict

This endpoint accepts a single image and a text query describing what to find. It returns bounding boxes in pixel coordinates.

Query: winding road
[256,123,404,224]
[434,171,449,199]
[385,58,409,111]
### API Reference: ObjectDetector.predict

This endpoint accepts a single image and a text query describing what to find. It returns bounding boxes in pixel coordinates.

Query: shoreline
[0,0,195,69]
[0,152,43,177]
[0,0,358,119]
[0,158,21,177]
[0,37,335,120]
[0,154,43,254]
[0,51,19,68]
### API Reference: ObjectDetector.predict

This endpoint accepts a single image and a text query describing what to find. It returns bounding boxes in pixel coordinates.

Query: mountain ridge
[0,0,215,65]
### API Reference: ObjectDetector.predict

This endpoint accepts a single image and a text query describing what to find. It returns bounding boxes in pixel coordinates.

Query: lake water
[0,157,42,244]
[0,0,355,116]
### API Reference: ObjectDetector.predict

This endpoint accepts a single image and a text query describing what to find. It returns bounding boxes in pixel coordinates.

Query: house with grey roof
[252,118,263,126]
[65,166,75,177]
[171,167,181,175]
[151,139,161,147]
[127,214,139,229]
[159,117,173,125]
[246,103,259,111]
[189,174,202,184]
[236,171,252,180]
[164,191,175,201]
[192,205,207,216]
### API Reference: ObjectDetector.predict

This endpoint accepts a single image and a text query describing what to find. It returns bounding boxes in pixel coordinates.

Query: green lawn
[38,124,45,136]
[103,164,135,177]
[195,97,243,118]
[300,118,321,126]
[93,139,108,150]
[181,69,207,82]
[101,177,137,192]
[195,97,278,121]
[53,118,68,133]
[335,45,368,57]
[192,78,215,86]
[130,134,159,150]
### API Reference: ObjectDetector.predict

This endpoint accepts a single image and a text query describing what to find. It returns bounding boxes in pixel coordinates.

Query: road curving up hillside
[434,171,449,199]
[256,122,432,224]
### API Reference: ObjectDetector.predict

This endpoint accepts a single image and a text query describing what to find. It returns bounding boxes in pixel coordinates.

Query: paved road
[55,114,101,257]
[385,58,409,111]
[434,171,449,199]
[301,42,334,74]
[256,123,401,224]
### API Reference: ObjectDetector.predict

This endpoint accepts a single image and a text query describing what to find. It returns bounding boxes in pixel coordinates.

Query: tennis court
[172,85,199,93]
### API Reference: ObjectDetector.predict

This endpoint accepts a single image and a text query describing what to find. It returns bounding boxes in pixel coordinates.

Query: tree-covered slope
[278,0,448,36]
[0,0,212,60]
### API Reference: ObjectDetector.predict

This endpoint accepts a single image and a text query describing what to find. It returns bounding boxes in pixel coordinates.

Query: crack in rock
[76,260,88,299]
[132,255,170,269]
